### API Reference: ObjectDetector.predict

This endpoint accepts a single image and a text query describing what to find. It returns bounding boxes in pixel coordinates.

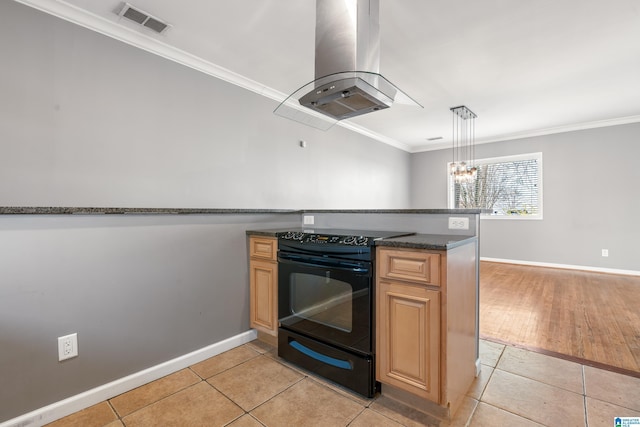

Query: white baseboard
[1,329,258,427]
[481,257,640,277]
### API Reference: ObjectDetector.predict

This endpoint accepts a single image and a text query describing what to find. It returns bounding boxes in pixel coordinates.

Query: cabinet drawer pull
[289,340,353,370]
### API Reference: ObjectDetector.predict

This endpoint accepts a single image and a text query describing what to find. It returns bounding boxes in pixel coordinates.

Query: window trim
[447,152,543,220]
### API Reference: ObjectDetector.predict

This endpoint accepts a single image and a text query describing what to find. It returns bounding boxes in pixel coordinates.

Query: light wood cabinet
[249,236,277,337]
[376,243,477,419]
[377,279,440,402]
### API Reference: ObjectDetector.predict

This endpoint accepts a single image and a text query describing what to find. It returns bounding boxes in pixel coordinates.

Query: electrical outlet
[58,333,78,361]
[448,217,469,230]
[303,215,314,225]
[602,249,609,257]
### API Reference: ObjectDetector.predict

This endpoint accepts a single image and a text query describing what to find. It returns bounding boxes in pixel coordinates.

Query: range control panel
[279,231,372,246]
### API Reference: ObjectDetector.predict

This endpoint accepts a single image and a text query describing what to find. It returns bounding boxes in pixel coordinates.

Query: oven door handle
[278,253,370,273]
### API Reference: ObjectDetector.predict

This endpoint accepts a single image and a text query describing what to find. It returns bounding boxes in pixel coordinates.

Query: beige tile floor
[46,339,640,427]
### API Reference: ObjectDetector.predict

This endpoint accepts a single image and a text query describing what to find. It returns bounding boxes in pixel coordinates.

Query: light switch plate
[303,215,314,225]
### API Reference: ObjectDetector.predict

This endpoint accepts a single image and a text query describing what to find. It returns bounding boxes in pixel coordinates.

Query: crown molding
[410,114,640,153]
[14,0,283,99]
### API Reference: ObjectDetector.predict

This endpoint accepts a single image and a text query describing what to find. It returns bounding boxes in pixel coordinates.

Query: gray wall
[0,213,300,421]
[0,2,410,422]
[0,1,410,210]
[411,123,640,272]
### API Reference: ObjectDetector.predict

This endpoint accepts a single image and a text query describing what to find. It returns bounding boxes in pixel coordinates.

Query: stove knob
[282,232,305,241]
[341,236,356,245]
[356,237,369,246]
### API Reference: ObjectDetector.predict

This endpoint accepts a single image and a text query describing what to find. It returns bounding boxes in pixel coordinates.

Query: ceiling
[17,0,640,152]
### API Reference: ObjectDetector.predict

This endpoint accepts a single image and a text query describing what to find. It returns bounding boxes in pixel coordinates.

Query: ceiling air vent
[117,3,170,34]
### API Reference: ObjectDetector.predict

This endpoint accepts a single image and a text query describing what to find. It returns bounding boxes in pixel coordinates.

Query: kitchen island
[247,226,479,421]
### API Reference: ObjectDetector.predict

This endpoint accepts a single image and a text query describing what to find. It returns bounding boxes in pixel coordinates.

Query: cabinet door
[377,280,440,402]
[250,259,278,335]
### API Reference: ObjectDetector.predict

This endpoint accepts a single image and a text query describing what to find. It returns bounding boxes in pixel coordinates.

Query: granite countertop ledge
[302,209,487,214]
[1,207,488,215]
[375,234,477,250]
[0,207,299,215]
[246,228,299,237]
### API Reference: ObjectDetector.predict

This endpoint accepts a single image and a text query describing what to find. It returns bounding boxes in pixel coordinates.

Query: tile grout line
[105,400,121,426]
[477,363,496,400]
[474,346,539,424]
[365,405,416,427]
[211,353,308,419]
[119,381,200,422]
[106,349,264,424]
[582,364,589,427]
[244,376,308,425]
[302,373,378,408]
[209,345,371,425]
[188,345,263,380]
[251,354,382,427]
[344,407,367,427]
[182,344,272,421]
[111,370,205,422]
[461,400,479,427]
[482,367,586,426]
[491,345,594,396]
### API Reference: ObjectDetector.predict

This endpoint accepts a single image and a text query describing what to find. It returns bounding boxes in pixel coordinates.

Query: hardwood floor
[479,261,640,374]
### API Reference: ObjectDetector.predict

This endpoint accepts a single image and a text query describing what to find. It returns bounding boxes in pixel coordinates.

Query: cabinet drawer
[249,236,277,261]
[378,249,440,286]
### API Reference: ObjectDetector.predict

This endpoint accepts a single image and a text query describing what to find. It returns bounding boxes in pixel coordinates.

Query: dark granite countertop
[0,207,298,215]
[246,228,299,237]
[301,209,487,214]
[375,234,477,250]
[1,207,487,215]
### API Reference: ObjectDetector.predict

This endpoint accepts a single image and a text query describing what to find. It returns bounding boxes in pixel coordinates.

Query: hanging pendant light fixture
[450,105,478,183]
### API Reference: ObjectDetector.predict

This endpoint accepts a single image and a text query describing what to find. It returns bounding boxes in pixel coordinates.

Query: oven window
[290,272,352,333]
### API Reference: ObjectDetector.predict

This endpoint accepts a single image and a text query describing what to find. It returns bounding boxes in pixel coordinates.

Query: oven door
[278,253,373,355]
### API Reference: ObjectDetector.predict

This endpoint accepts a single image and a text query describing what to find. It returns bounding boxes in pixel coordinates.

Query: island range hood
[299,0,391,120]
[274,0,421,128]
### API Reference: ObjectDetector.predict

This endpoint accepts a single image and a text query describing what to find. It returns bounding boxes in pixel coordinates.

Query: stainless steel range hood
[299,0,392,120]
[299,74,393,120]
[274,0,421,129]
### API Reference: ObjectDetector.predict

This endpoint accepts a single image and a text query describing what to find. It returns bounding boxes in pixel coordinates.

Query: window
[448,152,543,219]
